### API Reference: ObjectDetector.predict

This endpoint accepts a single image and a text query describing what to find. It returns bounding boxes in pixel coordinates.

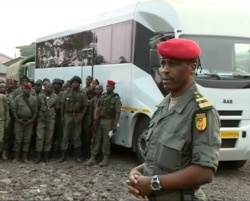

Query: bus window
[110,20,133,64]
[94,25,112,64]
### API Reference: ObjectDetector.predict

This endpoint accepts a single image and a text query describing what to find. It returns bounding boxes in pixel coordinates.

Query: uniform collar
[158,83,197,113]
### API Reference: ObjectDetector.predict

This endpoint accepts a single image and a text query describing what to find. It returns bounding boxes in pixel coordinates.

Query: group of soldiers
[0,74,122,167]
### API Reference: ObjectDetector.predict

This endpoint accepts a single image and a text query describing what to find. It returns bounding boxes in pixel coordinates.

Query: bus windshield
[185,35,250,78]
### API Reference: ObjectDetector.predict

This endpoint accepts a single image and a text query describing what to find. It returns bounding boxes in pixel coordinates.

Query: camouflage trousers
[61,114,82,151]
[13,121,34,153]
[36,119,55,152]
[90,124,112,156]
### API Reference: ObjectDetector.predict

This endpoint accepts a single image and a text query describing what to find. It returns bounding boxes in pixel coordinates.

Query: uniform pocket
[156,135,186,172]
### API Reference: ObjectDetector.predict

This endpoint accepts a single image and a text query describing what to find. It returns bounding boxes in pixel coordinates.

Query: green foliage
[20,43,36,57]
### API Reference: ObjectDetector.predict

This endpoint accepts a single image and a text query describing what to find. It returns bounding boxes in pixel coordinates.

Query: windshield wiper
[232,74,250,79]
[196,73,221,80]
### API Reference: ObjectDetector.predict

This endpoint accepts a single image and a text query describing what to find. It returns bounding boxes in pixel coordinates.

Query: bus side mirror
[149,49,161,68]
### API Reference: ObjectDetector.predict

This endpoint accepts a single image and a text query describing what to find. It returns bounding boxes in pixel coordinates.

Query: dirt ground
[0,147,249,201]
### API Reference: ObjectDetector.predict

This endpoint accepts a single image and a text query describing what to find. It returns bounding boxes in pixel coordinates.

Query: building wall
[0,53,12,63]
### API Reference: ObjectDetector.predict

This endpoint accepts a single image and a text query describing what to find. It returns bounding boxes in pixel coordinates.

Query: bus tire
[220,160,247,169]
[134,117,150,164]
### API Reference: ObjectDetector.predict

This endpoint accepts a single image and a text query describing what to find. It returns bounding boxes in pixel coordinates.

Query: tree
[19,42,36,57]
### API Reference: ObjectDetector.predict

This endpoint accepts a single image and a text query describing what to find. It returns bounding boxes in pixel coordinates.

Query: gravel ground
[0,146,249,201]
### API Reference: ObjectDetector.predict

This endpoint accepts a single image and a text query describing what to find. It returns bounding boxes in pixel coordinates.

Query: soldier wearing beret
[11,75,36,100]
[85,80,122,167]
[12,83,38,163]
[59,76,88,163]
[127,38,221,201]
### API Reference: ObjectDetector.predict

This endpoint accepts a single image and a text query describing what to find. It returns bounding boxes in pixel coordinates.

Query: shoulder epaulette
[194,91,212,110]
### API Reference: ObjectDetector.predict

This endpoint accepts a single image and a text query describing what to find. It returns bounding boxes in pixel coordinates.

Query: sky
[1,0,249,58]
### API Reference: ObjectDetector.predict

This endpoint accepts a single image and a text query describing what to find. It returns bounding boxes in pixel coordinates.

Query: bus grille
[218,110,242,148]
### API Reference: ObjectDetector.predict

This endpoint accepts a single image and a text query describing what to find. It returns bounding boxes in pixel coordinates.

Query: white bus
[33,0,250,168]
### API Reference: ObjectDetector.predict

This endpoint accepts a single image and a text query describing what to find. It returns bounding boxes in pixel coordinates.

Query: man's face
[91,80,98,89]
[95,85,103,95]
[22,79,29,84]
[0,86,6,94]
[85,77,92,86]
[53,83,61,90]
[160,58,195,97]
[106,85,114,93]
[72,81,80,89]
[34,84,42,92]
[45,84,54,94]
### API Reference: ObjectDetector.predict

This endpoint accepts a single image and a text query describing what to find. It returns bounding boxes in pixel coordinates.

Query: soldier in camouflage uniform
[12,83,38,163]
[59,76,88,163]
[11,75,36,99]
[127,39,221,201]
[0,83,10,160]
[35,83,59,163]
[51,78,64,157]
[30,80,43,158]
[3,78,17,160]
[85,80,122,167]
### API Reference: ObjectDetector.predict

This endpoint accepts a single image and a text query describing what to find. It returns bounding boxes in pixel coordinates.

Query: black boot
[35,152,42,164]
[12,152,19,163]
[75,148,82,163]
[57,150,66,162]
[22,152,29,163]
[44,151,49,163]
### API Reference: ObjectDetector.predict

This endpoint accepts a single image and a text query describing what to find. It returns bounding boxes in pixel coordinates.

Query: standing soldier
[3,78,17,160]
[0,83,10,160]
[82,78,99,160]
[85,80,122,166]
[82,76,93,93]
[11,75,35,99]
[12,83,37,163]
[59,76,88,163]
[51,78,64,157]
[84,84,103,166]
[35,83,58,163]
[30,79,43,158]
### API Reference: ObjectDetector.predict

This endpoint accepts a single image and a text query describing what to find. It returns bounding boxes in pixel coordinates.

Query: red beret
[157,38,201,60]
[22,83,32,90]
[107,80,116,87]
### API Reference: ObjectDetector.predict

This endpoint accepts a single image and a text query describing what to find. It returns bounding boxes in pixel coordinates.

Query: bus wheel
[134,118,150,163]
[220,160,247,169]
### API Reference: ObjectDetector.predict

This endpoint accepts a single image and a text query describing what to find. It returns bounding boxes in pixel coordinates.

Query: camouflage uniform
[60,87,88,161]
[12,94,37,162]
[0,93,10,157]
[88,92,121,166]
[52,90,64,155]
[35,92,58,162]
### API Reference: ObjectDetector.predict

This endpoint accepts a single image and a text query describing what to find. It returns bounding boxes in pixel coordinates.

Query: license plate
[220,131,239,139]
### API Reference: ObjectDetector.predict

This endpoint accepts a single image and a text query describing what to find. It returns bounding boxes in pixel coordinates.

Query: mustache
[161,76,174,81]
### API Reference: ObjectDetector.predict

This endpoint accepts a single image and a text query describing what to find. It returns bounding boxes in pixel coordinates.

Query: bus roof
[36,0,250,42]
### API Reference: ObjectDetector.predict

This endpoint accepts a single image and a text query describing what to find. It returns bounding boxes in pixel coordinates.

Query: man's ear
[189,63,196,75]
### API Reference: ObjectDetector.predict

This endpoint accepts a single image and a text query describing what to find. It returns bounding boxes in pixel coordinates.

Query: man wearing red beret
[12,82,38,163]
[127,38,221,201]
[85,79,122,166]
